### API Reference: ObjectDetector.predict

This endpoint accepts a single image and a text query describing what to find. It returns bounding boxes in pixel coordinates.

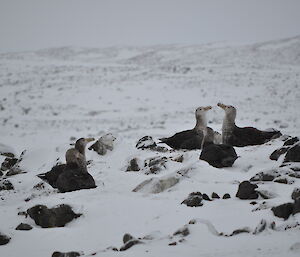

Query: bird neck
[222,113,235,144]
[75,143,86,155]
[194,114,207,132]
[201,127,214,149]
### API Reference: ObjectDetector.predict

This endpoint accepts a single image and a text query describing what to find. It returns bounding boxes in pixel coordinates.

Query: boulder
[136,136,156,149]
[0,157,18,171]
[27,204,81,228]
[0,180,14,191]
[223,193,231,199]
[293,199,300,215]
[15,223,33,231]
[284,137,299,146]
[273,177,289,184]
[270,147,289,161]
[126,158,140,172]
[88,134,116,155]
[144,156,167,175]
[119,234,142,251]
[284,144,300,163]
[202,193,212,201]
[230,228,251,236]
[291,187,300,200]
[173,226,190,237]
[123,233,134,244]
[0,233,10,245]
[211,192,220,199]
[52,251,82,257]
[236,181,258,200]
[271,203,294,220]
[253,219,267,234]
[250,170,279,182]
[181,192,203,207]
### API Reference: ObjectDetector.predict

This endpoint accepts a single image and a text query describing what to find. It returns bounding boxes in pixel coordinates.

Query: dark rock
[17,211,27,217]
[147,157,167,167]
[230,228,251,236]
[151,146,169,152]
[0,170,2,176]
[291,187,300,200]
[119,239,142,251]
[181,192,203,207]
[236,181,258,200]
[293,199,300,215]
[126,158,140,172]
[55,167,96,193]
[270,147,289,161]
[271,203,294,220]
[0,152,15,158]
[283,137,299,146]
[172,155,184,163]
[27,204,81,228]
[250,201,257,205]
[253,219,267,234]
[0,233,10,245]
[284,144,300,163]
[291,166,300,172]
[211,192,220,199]
[173,226,190,237]
[0,157,18,171]
[33,182,45,190]
[15,223,33,231]
[289,173,300,179]
[136,136,157,149]
[105,246,118,252]
[144,156,167,175]
[200,143,238,168]
[250,171,279,182]
[223,193,231,199]
[0,180,14,190]
[202,193,212,201]
[88,134,115,156]
[274,178,288,184]
[123,233,134,244]
[52,251,81,257]
[6,166,26,176]
[168,242,177,246]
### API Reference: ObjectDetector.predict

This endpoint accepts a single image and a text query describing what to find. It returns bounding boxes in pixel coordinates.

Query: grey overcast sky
[0,0,300,52]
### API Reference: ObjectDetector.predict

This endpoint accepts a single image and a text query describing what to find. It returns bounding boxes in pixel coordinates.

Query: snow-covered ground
[0,36,300,257]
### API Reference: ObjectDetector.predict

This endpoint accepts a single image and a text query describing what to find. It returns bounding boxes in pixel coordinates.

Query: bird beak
[217,102,226,109]
[85,137,95,143]
[205,106,212,111]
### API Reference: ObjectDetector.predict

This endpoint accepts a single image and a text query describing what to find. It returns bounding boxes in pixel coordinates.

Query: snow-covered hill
[0,36,300,257]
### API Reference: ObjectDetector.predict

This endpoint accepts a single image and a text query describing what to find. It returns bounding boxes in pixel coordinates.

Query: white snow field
[0,36,300,257]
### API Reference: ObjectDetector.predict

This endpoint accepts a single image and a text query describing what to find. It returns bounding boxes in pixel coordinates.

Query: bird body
[37,137,95,191]
[159,106,213,150]
[218,103,281,147]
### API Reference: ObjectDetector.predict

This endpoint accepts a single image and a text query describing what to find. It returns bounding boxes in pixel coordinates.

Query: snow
[0,36,300,256]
